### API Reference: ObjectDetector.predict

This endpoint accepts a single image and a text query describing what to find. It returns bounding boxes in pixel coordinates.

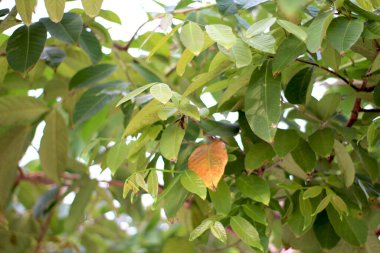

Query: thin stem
[34,188,61,253]
[296,59,353,88]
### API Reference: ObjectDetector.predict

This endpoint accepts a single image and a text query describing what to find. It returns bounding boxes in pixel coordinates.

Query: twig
[113,20,151,51]
[346,65,372,127]
[296,59,353,88]
[346,98,362,127]
[34,188,61,253]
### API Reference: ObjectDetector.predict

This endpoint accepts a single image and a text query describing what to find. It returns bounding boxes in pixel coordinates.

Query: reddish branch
[346,98,362,127]
[296,59,352,87]
[34,189,60,253]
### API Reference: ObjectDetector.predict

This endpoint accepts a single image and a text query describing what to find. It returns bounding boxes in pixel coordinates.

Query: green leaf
[373,83,380,106]
[189,219,213,241]
[285,67,313,104]
[147,171,159,199]
[291,139,317,173]
[150,83,172,104]
[231,39,252,68]
[79,29,102,64]
[180,22,204,55]
[303,186,323,199]
[316,93,341,120]
[183,58,232,96]
[330,194,348,216]
[99,10,121,24]
[357,0,374,10]
[73,84,116,125]
[313,211,340,249]
[279,154,308,180]
[272,35,306,74]
[245,142,275,170]
[326,17,364,52]
[176,49,194,76]
[44,0,65,23]
[6,22,47,72]
[123,100,164,137]
[162,177,188,218]
[245,34,276,54]
[0,96,49,126]
[298,192,313,230]
[322,42,341,71]
[306,11,333,53]
[123,174,139,198]
[245,61,281,142]
[116,83,155,107]
[243,204,268,225]
[148,24,181,60]
[81,0,103,17]
[180,170,207,200]
[0,126,30,210]
[216,0,237,15]
[205,24,236,49]
[160,123,185,162]
[236,174,270,205]
[39,109,68,184]
[15,0,37,26]
[0,57,7,83]
[210,221,227,244]
[277,19,307,41]
[40,13,83,44]
[333,140,355,187]
[245,17,276,38]
[179,103,200,120]
[308,128,334,157]
[199,119,239,138]
[65,179,97,232]
[230,216,262,250]
[162,238,196,253]
[273,129,300,157]
[209,180,231,214]
[312,195,331,216]
[327,206,368,246]
[69,64,118,89]
[106,141,128,175]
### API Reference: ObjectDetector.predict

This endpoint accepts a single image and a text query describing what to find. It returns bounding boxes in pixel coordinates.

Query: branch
[113,19,150,51]
[346,65,372,127]
[16,171,125,188]
[112,4,215,51]
[346,98,362,127]
[296,59,353,89]
[34,187,61,253]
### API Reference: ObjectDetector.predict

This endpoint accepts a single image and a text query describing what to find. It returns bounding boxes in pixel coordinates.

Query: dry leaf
[188,140,228,190]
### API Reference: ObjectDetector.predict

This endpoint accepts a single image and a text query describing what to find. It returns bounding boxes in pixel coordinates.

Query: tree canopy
[0,0,380,252]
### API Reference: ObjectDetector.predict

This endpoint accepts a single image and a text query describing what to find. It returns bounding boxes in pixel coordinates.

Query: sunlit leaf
[188,141,228,190]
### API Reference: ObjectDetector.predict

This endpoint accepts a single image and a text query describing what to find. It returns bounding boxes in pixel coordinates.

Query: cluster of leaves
[1,0,380,252]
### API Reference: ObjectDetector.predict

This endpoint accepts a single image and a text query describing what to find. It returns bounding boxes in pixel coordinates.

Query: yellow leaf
[188,141,228,190]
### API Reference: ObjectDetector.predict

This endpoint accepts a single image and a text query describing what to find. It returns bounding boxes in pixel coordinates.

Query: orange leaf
[188,140,228,191]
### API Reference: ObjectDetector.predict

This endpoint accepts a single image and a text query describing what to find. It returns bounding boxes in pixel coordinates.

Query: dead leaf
[188,140,228,190]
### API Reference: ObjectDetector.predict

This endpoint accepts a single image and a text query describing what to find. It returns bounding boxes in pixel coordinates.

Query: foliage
[1,0,380,252]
